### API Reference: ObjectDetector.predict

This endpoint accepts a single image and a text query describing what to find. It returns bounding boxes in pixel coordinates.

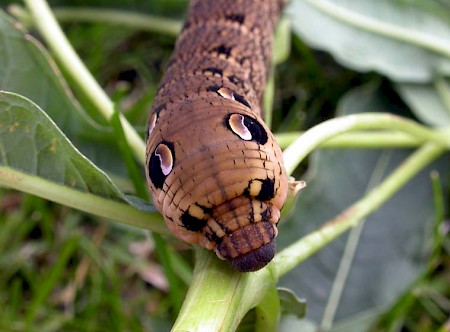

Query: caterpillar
[145,0,288,272]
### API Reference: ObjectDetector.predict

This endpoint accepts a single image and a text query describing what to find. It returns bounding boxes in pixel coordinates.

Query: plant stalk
[282,113,436,175]
[274,142,445,277]
[23,0,146,165]
[0,166,167,234]
[9,5,182,36]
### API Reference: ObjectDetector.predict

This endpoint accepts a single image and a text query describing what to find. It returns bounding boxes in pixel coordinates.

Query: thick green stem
[23,0,146,165]
[0,166,167,234]
[274,142,445,277]
[172,248,278,332]
[282,113,436,175]
[276,131,423,149]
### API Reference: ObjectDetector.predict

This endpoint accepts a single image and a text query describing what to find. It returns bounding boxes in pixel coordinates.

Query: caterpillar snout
[202,195,281,272]
[216,221,278,272]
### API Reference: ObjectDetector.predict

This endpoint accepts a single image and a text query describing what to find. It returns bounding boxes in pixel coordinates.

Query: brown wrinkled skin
[145,0,288,272]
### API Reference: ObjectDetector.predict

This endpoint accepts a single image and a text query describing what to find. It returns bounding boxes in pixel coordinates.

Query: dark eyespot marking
[147,104,166,140]
[226,114,268,144]
[146,113,158,140]
[225,14,245,24]
[232,92,251,109]
[181,211,207,232]
[217,87,235,101]
[207,85,222,93]
[148,141,174,189]
[211,44,232,57]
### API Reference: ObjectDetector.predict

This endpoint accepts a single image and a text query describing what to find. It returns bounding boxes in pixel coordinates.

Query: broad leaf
[0,9,128,177]
[277,83,449,331]
[0,91,165,232]
[395,82,450,127]
[0,92,120,197]
[287,0,450,82]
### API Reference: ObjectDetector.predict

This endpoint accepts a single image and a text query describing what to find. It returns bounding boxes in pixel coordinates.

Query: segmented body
[145,0,287,272]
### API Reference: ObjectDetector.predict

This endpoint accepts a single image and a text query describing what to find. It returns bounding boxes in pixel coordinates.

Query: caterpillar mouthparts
[202,195,281,272]
[216,221,278,272]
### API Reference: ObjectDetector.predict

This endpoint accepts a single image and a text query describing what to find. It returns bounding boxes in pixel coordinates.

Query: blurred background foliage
[0,0,448,331]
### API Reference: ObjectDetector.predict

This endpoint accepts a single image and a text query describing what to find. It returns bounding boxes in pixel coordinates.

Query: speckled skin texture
[146,0,287,272]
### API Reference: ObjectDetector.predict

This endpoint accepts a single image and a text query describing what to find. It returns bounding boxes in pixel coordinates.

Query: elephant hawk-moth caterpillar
[145,0,288,272]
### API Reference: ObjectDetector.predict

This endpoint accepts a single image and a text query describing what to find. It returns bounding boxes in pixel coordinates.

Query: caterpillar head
[146,91,288,272]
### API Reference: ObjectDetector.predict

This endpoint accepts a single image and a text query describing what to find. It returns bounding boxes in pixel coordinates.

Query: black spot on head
[256,178,275,201]
[180,211,207,232]
[212,44,232,57]
[243,116,268,144]
[207,85,221,93]
[148,141,174,189]
[232,92,251,109]
[231,241,275,272]
[225,14,245,24]
[225,114,268,145]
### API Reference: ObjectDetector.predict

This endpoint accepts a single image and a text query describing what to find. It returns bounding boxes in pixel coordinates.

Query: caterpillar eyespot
[226,113,268,144]
[147,113,158,138]
[146,0,288,272]
[148,142,174,189]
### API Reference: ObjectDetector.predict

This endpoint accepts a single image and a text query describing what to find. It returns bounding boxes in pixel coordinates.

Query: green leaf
[396,82,450,127]
[0,91,118,197]
[0,91,166,233]
[277,83,449,331]
[287,0,450,82]
[0,9,128,177]
[278,287,307,318]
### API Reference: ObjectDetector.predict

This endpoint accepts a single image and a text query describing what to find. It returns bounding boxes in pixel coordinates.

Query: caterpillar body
[145,0,288,272]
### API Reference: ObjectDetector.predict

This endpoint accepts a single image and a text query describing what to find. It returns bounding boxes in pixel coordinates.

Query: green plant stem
[254,286,281,332]
[172,247,278,332]
[434,76,450,115]
[23,0,146,165]
[282,113,437,175]
[304,0,450,58]
[276,131,423,149]
[173,114,447,330]
[0,166,167,234]
[9,5,182,36]
[274,142,445,277]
